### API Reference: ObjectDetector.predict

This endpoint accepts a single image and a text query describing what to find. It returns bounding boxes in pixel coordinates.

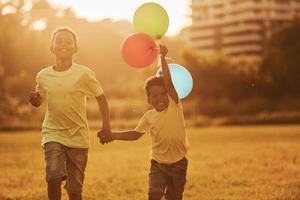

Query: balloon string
[146,41,175,62]
[155,40,175,62]
[151,48,175,62]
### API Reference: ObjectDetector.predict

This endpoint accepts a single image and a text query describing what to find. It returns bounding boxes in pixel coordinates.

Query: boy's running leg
[48,178,63,200]
[68,193,82,200]
[44,142,68,200]
[148,160,168,200]
[64,147,88,200]
[165,157,188,200]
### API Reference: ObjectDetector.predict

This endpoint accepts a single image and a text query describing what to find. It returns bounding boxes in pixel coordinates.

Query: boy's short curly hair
[144,75,166,98]
[50,27,78,48]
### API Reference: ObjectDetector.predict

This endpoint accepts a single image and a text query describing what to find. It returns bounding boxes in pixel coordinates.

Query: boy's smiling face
[147,85,169,112]
[51,31,77,59]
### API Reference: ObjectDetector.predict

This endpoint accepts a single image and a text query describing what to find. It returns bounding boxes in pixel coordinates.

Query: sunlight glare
[48,0,190,36]
[32,19,47,31]
[1,5,17,15]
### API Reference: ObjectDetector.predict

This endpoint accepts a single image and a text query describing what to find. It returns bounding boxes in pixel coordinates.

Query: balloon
[133,2,169,39]
[121,33,158,68]
[145,55,159,69]
[156,64,193,99]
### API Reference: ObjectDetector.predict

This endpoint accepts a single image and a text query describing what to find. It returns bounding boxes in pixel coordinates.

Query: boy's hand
[29,92,42,107]
[97,129,113,145]
[159,44,168,58]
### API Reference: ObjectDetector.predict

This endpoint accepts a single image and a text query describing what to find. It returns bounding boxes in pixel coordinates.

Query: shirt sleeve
[134,112,151,134]
[35,73,46,98]
[85,70,103,97]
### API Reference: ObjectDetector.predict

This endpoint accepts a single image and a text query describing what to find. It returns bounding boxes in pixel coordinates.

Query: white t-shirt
[36,63,103,148]
[135,96,189,164]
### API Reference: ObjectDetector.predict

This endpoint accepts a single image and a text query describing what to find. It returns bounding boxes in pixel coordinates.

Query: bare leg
[47,178,62,200]
[68,193,82,200]
[148,192,164,200]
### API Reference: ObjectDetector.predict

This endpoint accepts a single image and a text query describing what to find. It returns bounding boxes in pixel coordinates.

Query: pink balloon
[121,33,158,68]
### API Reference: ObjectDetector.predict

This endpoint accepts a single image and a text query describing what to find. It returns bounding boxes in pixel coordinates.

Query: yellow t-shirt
[135,96,189,164]
[36,63,103,148]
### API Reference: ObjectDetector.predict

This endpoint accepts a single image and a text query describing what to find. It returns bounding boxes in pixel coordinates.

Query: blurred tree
[260,19,300,97]
[178,48,263,116]
[181,49,258,102]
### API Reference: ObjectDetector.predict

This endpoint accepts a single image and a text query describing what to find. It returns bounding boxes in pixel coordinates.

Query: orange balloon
[121,33,158,68]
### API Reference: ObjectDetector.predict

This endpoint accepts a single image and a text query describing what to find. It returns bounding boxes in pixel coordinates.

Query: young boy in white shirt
[99,44,189,200]
[30,27,112,200]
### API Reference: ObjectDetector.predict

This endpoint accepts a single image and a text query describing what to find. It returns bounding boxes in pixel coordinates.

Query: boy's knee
[148,192,164,200]
[47,177,63,186]
[47,178,63,189]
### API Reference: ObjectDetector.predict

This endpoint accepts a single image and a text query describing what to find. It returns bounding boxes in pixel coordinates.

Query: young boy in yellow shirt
[99,44,189,200]
[30,27,112,200]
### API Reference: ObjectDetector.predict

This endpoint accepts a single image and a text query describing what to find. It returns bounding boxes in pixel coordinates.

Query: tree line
[1,0,300,128]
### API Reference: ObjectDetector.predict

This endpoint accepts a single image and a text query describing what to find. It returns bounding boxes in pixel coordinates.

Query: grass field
[0,125,300,200]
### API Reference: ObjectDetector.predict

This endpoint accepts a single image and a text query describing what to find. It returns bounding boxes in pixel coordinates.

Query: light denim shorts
[43,142,88,194]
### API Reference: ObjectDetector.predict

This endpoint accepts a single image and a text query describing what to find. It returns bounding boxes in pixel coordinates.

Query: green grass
[1,125,300,200]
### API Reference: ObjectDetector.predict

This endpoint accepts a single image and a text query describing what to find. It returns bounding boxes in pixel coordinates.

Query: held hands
[29,92,42,107]
[159,44,168,58]
[97,129,114,145]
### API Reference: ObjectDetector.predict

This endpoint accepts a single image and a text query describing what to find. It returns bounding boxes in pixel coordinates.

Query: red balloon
[121,33,158,68]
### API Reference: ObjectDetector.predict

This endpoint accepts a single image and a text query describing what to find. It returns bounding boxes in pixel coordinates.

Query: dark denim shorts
[43,142,88,195]
[148,157,188,200]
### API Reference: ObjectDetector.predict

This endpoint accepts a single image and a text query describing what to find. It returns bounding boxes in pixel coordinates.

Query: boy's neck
[54,58,73,71]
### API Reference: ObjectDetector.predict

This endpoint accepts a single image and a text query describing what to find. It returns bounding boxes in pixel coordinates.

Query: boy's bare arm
[160,44,179,103]
[96,94,112,139]
[111,130,144,141]
[98,130,144,144]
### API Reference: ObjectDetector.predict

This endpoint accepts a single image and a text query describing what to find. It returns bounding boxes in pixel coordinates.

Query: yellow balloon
[133,2,169,39]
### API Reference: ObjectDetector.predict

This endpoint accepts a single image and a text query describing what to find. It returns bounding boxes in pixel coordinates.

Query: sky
[49,0,191,36]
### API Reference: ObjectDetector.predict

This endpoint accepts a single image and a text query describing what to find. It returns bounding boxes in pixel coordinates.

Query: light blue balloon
[156,63,193,99]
